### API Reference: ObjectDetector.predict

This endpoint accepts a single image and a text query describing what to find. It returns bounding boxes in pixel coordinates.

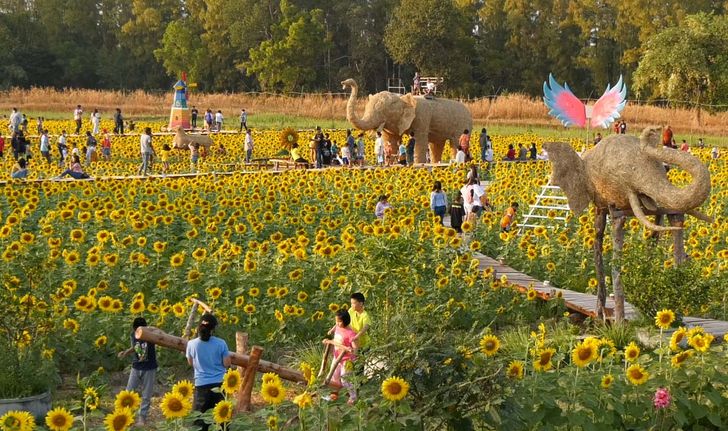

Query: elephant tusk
[627,192,681,232]
[686,209,714,224]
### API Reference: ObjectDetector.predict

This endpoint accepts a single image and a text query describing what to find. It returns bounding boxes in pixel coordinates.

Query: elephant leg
[594,208,608,321]
[413,131,428,164]
[650,214,664,240]
[667,213,687,264]
[608,206,626,323]
[431,141,446,163]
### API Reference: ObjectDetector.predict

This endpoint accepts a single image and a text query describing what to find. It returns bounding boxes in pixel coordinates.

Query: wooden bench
[269,159,308,171]
[243,158,272,170]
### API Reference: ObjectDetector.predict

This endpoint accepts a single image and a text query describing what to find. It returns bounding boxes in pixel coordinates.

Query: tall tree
[384,0,475,94]
[633,13,728,125]
[244,1,330,92]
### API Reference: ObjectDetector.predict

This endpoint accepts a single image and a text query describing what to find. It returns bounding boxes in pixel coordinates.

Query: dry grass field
[1,87,727,135]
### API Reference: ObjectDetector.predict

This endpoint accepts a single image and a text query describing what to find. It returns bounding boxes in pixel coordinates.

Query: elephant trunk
[640,144,711,212]
[342,79,382,131]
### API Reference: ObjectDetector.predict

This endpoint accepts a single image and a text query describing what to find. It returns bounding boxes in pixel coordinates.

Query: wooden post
[234,332,248,412]
[609,208,626,322]
[135,326,307,384]
[668,213,686,265]
[317,343,332,379]
[593,208,608,321]
[182,303,198,339]
[238,346,263,412]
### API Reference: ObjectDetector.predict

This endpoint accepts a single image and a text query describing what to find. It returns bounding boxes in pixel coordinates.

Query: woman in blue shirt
[430,181,448,224]
[186,313,232,431]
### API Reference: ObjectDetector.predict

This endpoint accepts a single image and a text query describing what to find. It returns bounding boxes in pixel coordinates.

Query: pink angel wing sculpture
[543,74,586,127]
[589,75,627,128]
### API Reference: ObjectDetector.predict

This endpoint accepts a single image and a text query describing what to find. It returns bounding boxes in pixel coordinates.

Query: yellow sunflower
[171,380,194,400]
[266,415,279,431]
[669,327,687,351]
[221,369,242,395]
[381,376,410,401]
[212,400,234,424]
[534,348,556,372]
[571,341,597,367]
[506,360,525,380]
[688,333,713,353]
[671,350,693,368]
[261,381,286,405]
[600,374,614,389]
[103,408,133,431]
[1,410,35,431]
[655,309,675,330]
[160,392,192,419]
[114,390,141,412]
[299,362,315,386]
[479,334,500,357]
[625,364,649,385]
[623,342,640,363]
[293,391,313,409]
[526,288,538,301]
[45,406,74,431]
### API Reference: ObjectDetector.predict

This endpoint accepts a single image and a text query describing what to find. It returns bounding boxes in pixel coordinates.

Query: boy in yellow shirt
[349,292,371,351]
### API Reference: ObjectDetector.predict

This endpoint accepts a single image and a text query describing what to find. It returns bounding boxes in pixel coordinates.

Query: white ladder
[518,180,571,234]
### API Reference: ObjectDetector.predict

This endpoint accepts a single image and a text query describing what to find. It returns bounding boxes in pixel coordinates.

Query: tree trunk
[593,208,607,321]
[609,208,626,322]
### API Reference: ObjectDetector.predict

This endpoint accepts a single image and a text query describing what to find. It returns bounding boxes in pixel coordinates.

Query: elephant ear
[396,93,417,134]
[542,142,591,214]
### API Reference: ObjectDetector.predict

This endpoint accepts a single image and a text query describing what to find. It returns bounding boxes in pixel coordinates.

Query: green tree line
[2,0,728,107]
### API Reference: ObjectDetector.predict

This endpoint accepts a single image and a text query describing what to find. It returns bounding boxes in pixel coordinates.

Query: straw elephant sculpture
[173,127,213,153]
[341,79,472,164]
[544,127,712,320]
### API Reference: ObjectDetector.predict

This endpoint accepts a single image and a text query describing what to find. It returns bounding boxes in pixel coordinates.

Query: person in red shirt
[324,310,358,404]
[0,136,5,159]
[458,129,471,160]
[662,126,673,148]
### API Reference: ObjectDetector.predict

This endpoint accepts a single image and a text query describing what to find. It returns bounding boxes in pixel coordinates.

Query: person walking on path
[85,131,98,166]
[39,129,51,165]
[356,133,366,166]
[73,105,83,134]
[113,108,124,135]
[430,181,448,224]
[406,132,415,166]
[191,106,198,129]
[239,109,247,132]
[244,128,254,163]
[117,317,157,427]
[101,130,112,160]
[479,128,488,162]
[449,194,465,233]
[138,127,155,176]
[186,313,232,431]
[9,108,21,133]
[214,110,224,132]
[57,131,68,167]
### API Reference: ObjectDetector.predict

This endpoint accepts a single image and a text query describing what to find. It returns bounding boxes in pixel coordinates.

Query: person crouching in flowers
[117,317,157,426]
[186,313,232,431]
[323,310,359,405]
[375,195,391,220]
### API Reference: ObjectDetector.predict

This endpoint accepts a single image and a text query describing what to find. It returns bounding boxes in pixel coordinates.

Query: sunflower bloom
[688,333,713,353]
[626,364,649,385]
[381,376,410,401]
[671,350,693,368]
[114,390,141,411]
[261,381,286,405]
[571,341,597,367]
[506,360,525,380]
[160,392,192,419]
[103,408,133,431]
[212,400,234,424]
[655,309,675,330]
[669,327,687,351]
[221,369,242,395]
[479,334,500,357]
[623,342,640,363]
[1,410,35,431]
[534,348,556,372]
[45,407,74,431]
[293,391,313,409]
[601,374,614,389]
[172,380,194,400]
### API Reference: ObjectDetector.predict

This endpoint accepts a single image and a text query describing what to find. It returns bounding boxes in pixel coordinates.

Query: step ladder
[518,180,571,234]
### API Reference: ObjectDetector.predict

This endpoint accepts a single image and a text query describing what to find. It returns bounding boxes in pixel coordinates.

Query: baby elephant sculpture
[173,127,213,153]
[544,127,712,231]
[342,79,472,163]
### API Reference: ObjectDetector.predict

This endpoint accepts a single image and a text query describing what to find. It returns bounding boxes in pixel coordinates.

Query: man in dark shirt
[114,108,124,135]
[406,132,416,165]
[191,106,199,129]
[118,317,157,426]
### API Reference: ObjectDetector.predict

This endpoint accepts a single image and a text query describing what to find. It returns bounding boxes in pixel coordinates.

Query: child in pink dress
[324,309,358,404]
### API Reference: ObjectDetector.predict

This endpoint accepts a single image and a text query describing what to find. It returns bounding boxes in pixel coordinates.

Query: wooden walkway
[471,251,727,339]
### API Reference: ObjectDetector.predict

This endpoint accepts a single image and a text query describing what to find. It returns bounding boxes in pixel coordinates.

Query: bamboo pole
[135,326,306,383]
[317,343,332,380]
[324,351,347,386]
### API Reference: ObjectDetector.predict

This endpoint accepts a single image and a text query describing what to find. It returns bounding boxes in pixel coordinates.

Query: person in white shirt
[485,145,494,163]
[73,105,83,134]
[57,131,68,166]
[711,147,719,159]
[244,128,254,163]
[341,143,351,166]
[536,149,549,160]
[454,148,466,164]
[9,108,21,132]
[374,131,384,166]
[214,110,223,132]
[39,129,51,164]
[91,109,101,135]
[138,127,155,175]
[460,178,486,222]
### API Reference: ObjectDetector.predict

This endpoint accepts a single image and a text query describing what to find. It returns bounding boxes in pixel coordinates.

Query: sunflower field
[1,121,727,430]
